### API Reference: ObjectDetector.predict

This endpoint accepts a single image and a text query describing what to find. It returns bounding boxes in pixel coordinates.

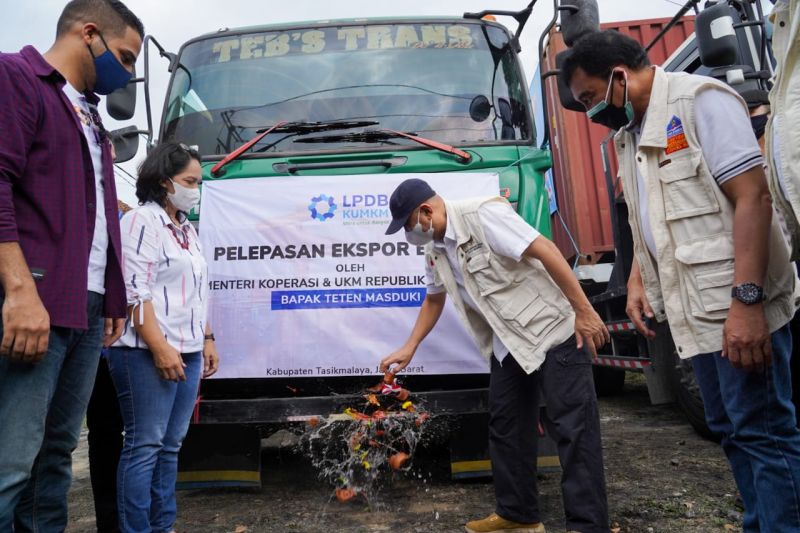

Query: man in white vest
[380,178,611,533]
[564,30,800,532]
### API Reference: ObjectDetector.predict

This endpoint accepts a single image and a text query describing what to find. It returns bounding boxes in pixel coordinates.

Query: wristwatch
[204,333,216,342]
[731,283,766,305]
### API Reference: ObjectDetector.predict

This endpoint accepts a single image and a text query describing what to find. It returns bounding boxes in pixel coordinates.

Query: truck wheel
[592,366,626,396]
[670,351,716,441]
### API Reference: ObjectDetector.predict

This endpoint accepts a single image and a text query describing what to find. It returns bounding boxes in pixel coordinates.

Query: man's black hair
[57,0,144,40]
[561,30,651,87]
[136,143,201,207]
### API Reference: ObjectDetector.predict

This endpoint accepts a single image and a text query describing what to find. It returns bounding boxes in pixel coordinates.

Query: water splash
[297,383,431,508]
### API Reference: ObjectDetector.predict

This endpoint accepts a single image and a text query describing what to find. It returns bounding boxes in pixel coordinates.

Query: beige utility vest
[615,67,798,359]
[766,0,800,259]
[425,197,574,374]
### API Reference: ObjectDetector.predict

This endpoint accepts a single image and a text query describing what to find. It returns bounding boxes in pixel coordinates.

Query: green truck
[106,0,776,487]
[109,4,560,485]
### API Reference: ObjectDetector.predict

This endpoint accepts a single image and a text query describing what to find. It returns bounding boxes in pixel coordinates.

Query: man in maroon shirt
[0,1,143,530]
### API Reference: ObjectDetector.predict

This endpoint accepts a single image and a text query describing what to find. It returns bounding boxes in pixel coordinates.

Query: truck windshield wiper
[295,129,472,163]
[211,120,379,176]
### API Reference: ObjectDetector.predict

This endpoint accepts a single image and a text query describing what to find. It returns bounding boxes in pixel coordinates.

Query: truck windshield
[162,22,532,155]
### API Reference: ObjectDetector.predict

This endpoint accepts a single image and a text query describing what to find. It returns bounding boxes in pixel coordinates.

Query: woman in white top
[109,142,219,533]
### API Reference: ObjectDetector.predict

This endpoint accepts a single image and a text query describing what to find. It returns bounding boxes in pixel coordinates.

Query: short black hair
[561,30,650,87]
[136,142,201,207]
[57,0,144,40]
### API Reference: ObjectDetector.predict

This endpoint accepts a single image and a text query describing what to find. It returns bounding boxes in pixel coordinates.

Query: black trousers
[86,356,124,533]
[489,336,610,533]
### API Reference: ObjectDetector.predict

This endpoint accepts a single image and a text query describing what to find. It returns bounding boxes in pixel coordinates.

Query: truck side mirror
[696,3,740,67]
[560,0,600,47]
[469,95,492,122]
[696,3,769,107]
[555,50,585,112]
[110,126,141,164]
[107,67,138,120]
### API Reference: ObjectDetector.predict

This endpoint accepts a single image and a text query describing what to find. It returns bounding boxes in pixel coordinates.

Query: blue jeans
[107,347,202,533]
[0,292,105,532]
[693,323,800,533]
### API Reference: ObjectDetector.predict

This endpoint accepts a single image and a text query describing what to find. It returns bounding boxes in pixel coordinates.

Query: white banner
[199,173,499,379]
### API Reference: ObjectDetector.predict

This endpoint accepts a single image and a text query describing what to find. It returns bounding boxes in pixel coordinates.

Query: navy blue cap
[385,178,436,235]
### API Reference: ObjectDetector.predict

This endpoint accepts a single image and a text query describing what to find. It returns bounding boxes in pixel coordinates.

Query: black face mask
[589,104,635,131]
[587,71,636,131]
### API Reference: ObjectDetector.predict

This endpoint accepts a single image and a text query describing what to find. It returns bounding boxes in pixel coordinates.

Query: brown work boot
[464,513,545,533]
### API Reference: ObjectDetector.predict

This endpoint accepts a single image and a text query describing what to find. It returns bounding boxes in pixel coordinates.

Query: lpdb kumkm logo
[308,194,337,222]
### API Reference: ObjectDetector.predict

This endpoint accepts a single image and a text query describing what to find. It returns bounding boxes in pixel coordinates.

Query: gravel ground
[67,374,741,532]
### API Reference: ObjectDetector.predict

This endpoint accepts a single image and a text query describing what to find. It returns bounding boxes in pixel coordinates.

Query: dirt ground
[67,374,741,533]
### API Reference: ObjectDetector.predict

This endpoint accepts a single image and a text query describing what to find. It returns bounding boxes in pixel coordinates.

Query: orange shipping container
[541,17,696,263]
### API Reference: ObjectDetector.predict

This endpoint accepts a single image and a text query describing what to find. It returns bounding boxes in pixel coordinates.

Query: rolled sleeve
[424,255,445,295]
[120,209,162,306]
[0,60,39,242]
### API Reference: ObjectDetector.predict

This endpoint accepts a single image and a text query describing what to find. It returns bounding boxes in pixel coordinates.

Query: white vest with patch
[615,67,798,359]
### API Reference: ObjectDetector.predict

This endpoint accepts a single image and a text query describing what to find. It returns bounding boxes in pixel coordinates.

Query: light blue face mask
[88,32,132,95]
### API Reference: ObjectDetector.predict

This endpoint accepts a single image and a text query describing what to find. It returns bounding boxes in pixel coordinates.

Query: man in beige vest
[766,0,800,257]
[564,30,800,532]
[380,178,611,533]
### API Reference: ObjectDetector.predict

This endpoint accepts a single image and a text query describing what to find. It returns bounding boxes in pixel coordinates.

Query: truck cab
[109,11,557,486]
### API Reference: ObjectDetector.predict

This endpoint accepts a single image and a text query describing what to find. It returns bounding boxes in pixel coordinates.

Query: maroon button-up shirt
[0,46,126,328]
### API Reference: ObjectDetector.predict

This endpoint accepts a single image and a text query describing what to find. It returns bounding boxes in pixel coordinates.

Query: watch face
[736,283,763,304]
